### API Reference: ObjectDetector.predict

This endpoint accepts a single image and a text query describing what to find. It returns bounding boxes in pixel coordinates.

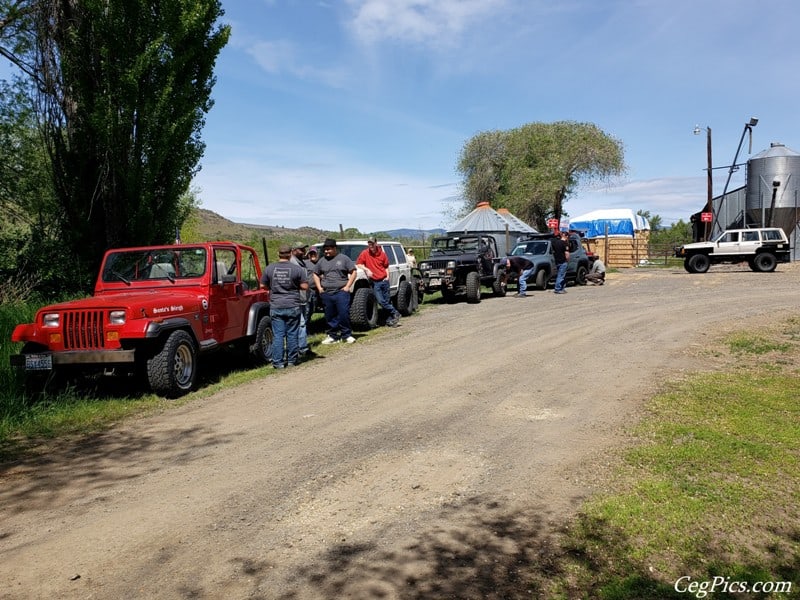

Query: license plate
[428,278,441,286]
[25,353,53,371]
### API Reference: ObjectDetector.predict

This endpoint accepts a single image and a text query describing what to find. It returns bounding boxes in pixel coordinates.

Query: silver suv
[675,227,791,273]
[311,240,421,329]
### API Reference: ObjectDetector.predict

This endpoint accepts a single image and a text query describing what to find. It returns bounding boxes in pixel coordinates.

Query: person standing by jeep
[552,231,570,294]
[356,237,402,327]
[290,241,314,357]
[312,238,358,344]
[505,255,534,297]
[260,245,308,368]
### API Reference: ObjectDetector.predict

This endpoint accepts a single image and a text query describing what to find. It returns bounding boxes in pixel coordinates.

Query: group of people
[259,237,405,369]
[503,231,606,297]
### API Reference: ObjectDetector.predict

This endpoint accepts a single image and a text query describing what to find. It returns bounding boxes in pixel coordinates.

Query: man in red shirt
[356,237,401,327]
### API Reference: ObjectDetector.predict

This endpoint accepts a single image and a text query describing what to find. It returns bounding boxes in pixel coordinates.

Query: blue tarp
[569,209,649,238]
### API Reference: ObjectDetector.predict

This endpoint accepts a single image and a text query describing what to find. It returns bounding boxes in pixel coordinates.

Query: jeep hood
[37,290,204,315]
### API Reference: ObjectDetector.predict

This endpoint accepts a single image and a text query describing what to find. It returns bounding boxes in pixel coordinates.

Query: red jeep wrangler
[10,242,272,397]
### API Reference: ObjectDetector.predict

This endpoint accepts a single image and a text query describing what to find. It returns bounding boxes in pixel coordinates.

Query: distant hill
[194,209,331,242]
[193,209,445,244]
[383,228,447,241]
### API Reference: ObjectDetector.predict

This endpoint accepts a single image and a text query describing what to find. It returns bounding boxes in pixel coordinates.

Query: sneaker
[321,336,339,345]
[386,316,400,327]
[513,292,527,297]
[344,336,357,344]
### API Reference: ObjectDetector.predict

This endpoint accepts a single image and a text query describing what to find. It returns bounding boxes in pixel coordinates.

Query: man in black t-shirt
[552,231,570,294]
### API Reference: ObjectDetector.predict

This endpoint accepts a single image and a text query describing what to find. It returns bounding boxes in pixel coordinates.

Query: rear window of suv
[763,230,784,241]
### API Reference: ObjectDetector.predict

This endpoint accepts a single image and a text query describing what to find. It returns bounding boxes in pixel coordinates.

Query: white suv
[675,227,791,273]
[311,240,421,329]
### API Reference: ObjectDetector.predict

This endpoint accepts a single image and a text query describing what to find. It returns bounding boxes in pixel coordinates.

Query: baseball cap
[278,244,292,254]
[367,236,377,243]
[323,238,337,248]
[291,241,308,250]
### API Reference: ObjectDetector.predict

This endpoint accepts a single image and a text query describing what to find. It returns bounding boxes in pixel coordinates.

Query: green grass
[540,324,800,598]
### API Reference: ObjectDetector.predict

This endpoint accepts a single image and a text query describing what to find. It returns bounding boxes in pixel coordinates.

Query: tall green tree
[31,0,230,288]
[456,129,506,206]
[457,121,626,231]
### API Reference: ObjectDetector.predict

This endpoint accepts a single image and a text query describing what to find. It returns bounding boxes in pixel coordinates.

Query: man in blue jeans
[356,237,401,327]
[260,245,309,368]
[312,238,358,344]
[552,231,570,294]
[289,241,314,357]
[505,255,534,297]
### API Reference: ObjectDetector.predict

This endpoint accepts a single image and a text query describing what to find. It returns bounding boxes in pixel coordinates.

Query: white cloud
[346,0,508,47]
[245,39,351,88]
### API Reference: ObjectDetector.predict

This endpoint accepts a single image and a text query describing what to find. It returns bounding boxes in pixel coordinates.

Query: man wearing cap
[289,241,314,357]
[356,237,401,327]
[312,238,358,344]
[260,244,308,368]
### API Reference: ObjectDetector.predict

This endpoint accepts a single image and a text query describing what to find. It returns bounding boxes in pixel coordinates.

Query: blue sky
[194,0,800,232]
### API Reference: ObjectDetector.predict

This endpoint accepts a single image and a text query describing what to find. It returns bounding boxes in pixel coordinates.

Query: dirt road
[2,264,799,599]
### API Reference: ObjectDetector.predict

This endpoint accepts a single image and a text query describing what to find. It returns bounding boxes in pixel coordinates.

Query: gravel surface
[2,263,799,599]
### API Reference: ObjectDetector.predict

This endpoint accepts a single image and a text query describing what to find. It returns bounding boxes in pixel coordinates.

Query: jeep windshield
[512,241,549,256]
[101,247,208,283]
[430,237,479,254]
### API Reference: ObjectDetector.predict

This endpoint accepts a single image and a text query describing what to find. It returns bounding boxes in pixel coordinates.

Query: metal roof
[448,202,537,234]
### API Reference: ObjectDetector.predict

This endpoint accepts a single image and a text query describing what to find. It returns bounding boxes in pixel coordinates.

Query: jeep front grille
[63,310,105,350]
[425,260,450,270]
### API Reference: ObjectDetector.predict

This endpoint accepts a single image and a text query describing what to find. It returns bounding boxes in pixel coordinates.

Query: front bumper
[10,349,137,370]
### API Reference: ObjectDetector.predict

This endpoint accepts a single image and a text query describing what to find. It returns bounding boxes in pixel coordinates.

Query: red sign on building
[547,218,559,228]
[700,212,713,223]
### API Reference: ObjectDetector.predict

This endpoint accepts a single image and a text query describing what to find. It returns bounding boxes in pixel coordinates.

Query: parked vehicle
[418,234,507,303]
[507,232,590,290]
[10,242,271,397]
[310,240,421,329]
[675,227,791,273]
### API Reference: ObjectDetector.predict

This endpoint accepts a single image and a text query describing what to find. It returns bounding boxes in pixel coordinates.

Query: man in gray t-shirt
[260,245,308,368]
[312,238,357,344]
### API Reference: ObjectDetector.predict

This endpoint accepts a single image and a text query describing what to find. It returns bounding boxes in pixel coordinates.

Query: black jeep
[418,234,506,303]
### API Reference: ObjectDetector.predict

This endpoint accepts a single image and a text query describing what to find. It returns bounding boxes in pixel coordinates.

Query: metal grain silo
[746,143,800,235]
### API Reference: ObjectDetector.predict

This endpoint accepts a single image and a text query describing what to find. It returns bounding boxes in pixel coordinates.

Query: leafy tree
[457,121,626,231]
[456,129,506,206]
[650,219,692,246]
[637,209,662,231]
[2,0,230,291]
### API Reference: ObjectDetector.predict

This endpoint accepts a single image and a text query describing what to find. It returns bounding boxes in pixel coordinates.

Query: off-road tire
[396,280,414,315]
[465,271,481,303]
[751,252,777,273]
[684,258,696,273]
[412,275,423,309]
[249,315,273,365]
[146,330,197,398]
[687,253,710,274]
[492,274,506,297]
[350,287,379,330]
[534,269,548,290]
[575,265,588,286]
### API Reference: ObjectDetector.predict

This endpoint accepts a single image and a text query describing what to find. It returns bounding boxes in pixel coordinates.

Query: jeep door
[715,231,742,256]
[208,247,246,342]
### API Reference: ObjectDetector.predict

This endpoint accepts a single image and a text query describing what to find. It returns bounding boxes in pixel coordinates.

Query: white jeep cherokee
[311,240,422,329]
[675,227,791,273]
